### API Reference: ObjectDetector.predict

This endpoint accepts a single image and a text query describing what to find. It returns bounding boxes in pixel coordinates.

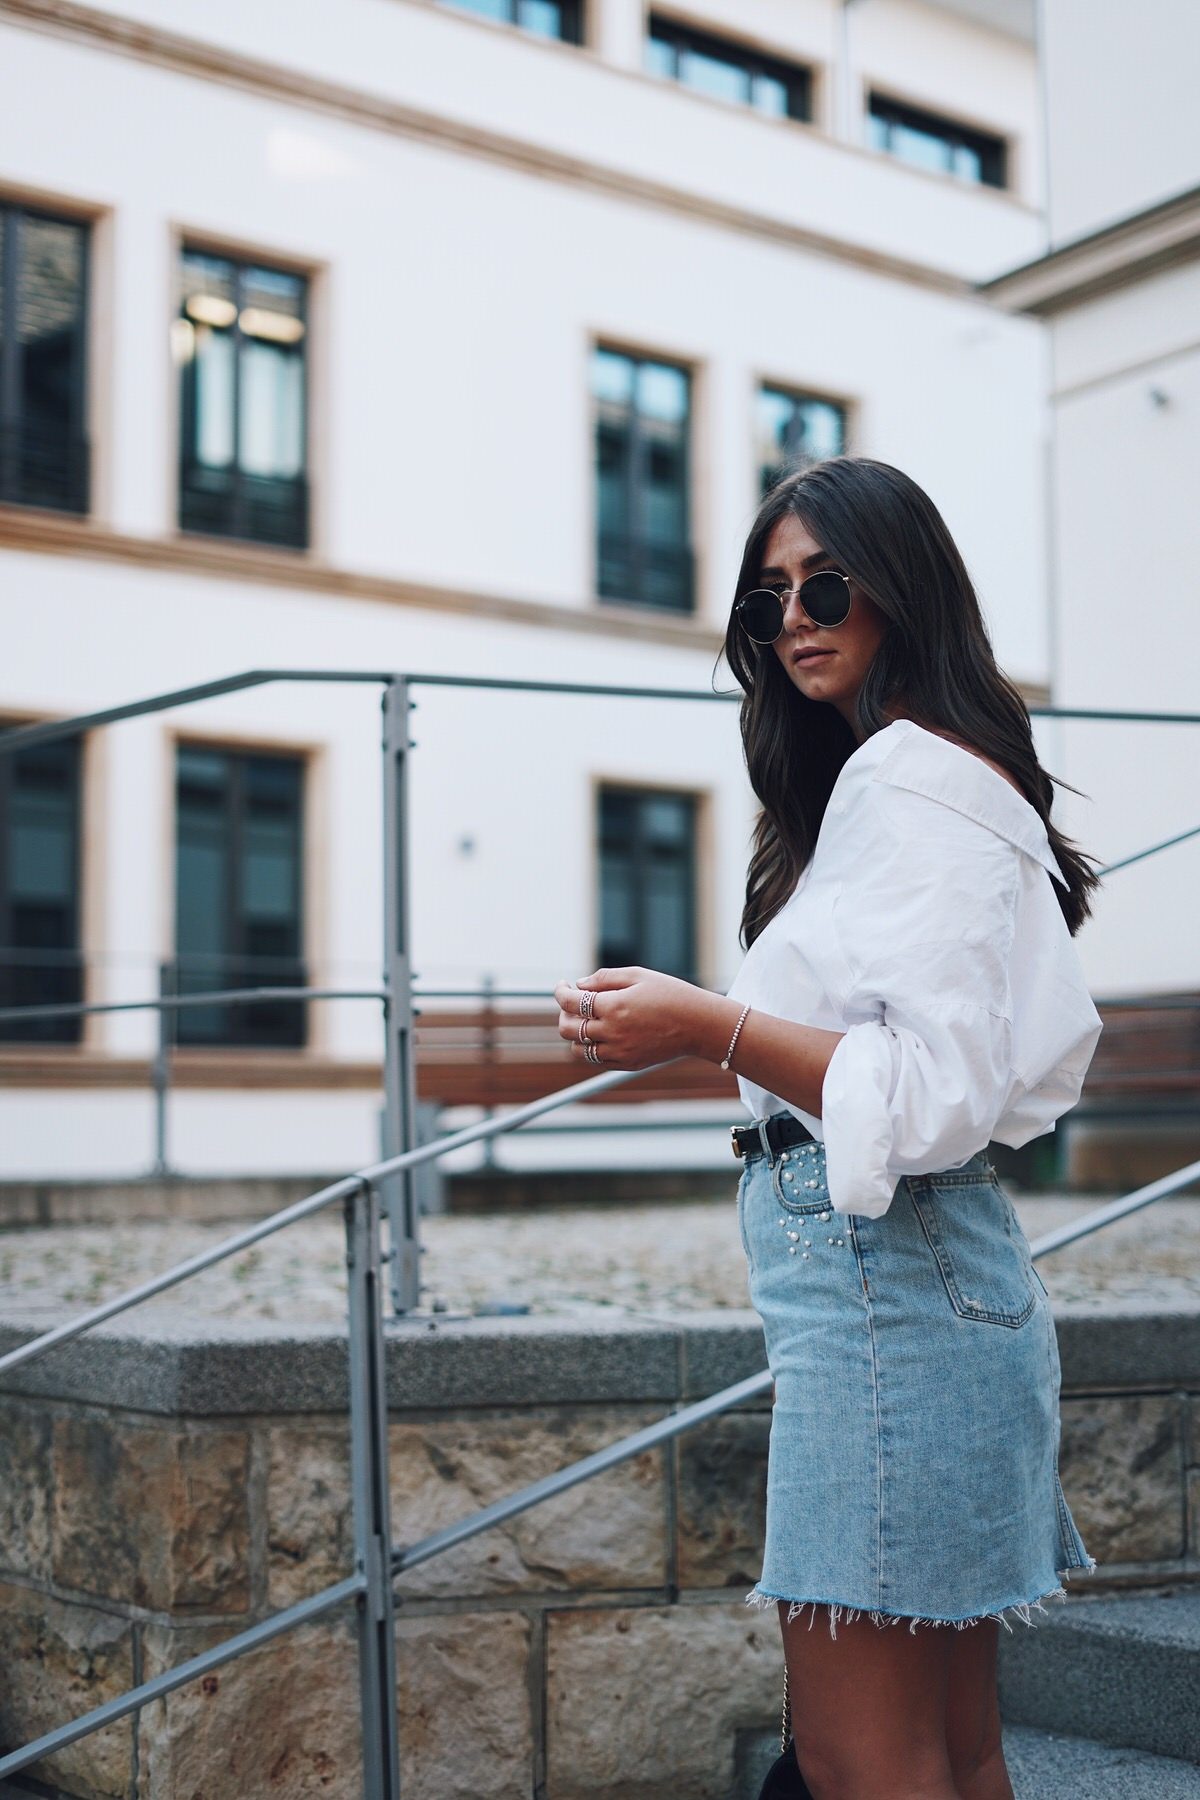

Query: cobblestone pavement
[0,1190,1197,1324]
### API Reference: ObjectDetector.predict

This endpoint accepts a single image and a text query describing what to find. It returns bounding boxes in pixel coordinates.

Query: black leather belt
[731,1112,818,1162]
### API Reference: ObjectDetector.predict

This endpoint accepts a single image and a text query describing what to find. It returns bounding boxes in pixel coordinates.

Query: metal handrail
[2,979,1197,1027]
[0,665,752,1302]
[0,984,385,1025]
[0,677,1196,759]
[0,1575,366,1777]
[0,1061,672,1787]
[0,666,742,761]
[0,1058,656,1378]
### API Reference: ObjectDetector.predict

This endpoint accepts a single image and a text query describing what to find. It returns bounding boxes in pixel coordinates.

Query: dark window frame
[866,91,1007,188]
[172,741,308,1049]
[646,14,813,121]
[177,244,311,551]
[0,718,84,1045]
[597,783,699,984]
[593,342,695,615]
[0,200,90,515]
[756,383,849,499]
[437,0,585,45]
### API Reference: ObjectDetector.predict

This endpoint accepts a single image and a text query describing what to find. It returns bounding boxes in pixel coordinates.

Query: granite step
[732,1721,1200,1800]
[997,1589,1200,1765]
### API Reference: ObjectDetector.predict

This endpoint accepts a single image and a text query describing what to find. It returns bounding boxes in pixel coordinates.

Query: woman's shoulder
[862,716,1023,796]
[841,719,1067,891]
[912,727,1024,797]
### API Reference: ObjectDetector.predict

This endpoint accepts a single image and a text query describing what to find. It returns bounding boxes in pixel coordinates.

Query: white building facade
[982,0,1200,1176]
[0,0,1057,1179]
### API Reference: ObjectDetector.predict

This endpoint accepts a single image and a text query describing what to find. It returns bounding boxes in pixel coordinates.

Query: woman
[554,456,1103,1800]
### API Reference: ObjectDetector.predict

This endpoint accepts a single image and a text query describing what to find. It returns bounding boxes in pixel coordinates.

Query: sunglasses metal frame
[735,570,854,644]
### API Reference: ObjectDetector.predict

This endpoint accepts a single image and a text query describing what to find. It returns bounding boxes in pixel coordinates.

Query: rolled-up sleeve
[818,789,1022,1219]
[821,990,1014,1219]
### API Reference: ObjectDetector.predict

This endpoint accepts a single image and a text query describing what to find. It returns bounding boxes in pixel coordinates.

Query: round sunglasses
[734,569,854,644]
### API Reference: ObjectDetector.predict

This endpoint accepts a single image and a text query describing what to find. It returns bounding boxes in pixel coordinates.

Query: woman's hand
[554,966,709,1071]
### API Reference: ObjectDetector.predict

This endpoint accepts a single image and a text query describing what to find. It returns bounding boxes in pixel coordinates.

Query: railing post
[381,677,423,1314]
[481,968,497,1172]
[151,959,174,1178]
[1055,1114,1070,1190]
[345,1177,402,1800]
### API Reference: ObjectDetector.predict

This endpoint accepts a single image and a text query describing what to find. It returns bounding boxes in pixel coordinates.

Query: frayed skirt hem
[744,1555,1097,1639]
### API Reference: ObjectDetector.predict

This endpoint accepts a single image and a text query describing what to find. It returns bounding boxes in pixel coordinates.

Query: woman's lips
[793,650,835,664]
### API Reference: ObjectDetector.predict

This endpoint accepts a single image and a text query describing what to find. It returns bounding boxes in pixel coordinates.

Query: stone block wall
[0,1305,1197,1799]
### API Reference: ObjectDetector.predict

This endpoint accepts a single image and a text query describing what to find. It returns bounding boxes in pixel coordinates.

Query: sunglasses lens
[736,589,784,642]
[799,570,852,626]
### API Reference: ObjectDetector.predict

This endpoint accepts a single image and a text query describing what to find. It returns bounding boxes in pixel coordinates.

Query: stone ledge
[1050,1306,1200,1388]
[0,1304,1195,1417]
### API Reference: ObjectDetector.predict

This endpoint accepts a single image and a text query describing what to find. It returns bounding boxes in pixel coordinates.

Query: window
[437,0,583,42]
[0,724,83,1044]
[598,787,697,982]
[0,203,89,514]
[174,745,306,1047]
[176,248,309,549]
[645,16,811,121]
[867,94,1006,188]
[757,387,847,498]
[593,346,693,612]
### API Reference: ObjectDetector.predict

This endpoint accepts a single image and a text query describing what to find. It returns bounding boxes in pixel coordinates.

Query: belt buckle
[731,1126,746,1160]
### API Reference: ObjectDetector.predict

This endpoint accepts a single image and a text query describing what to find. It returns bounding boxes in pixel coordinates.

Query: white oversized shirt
[725,718,1103,1220]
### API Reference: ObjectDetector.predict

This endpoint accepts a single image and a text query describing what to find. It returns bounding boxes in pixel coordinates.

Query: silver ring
[579,989,595,1020]
[577,1017,591,1043]
[584,1041,601,1064]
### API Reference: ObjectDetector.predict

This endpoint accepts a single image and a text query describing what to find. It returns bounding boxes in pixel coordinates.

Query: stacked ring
[579,988,599,1061]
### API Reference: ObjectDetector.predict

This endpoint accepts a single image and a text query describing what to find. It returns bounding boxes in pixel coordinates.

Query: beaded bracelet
[721,1001,752,1071]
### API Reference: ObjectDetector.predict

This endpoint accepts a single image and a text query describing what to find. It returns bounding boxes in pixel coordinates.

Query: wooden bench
[413,1005,738,1107]
[1069,994,1200,1121]
[413,996,1200,1117]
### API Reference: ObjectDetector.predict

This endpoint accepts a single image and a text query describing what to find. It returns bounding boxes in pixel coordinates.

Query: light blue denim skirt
[737,1115,1096,1638]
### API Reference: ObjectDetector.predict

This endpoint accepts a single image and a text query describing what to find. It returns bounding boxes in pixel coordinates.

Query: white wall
[1021,0,1200,1002]
[1040,0,1200,244]
[56,0,1044,279]
[1048,262,1200,999]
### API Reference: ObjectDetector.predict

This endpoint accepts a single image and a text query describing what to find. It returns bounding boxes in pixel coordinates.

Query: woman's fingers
[577,966,643,989]
[558,1006,604,1044]
[554,981,605,1036]
[553,979,615,1061]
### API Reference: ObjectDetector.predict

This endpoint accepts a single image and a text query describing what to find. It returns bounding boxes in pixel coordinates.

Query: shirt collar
[870,720,1069,890]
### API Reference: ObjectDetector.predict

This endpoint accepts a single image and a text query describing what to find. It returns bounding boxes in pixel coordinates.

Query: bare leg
[943,1619,1014,1800]
[779,1600,961,1800]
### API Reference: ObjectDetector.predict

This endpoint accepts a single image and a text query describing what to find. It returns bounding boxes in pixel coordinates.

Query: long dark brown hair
[719,456,1101,948]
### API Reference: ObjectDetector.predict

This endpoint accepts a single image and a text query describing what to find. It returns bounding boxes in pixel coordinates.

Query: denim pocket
[910,1168,1039,1328]
[769,1145,833,1216]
